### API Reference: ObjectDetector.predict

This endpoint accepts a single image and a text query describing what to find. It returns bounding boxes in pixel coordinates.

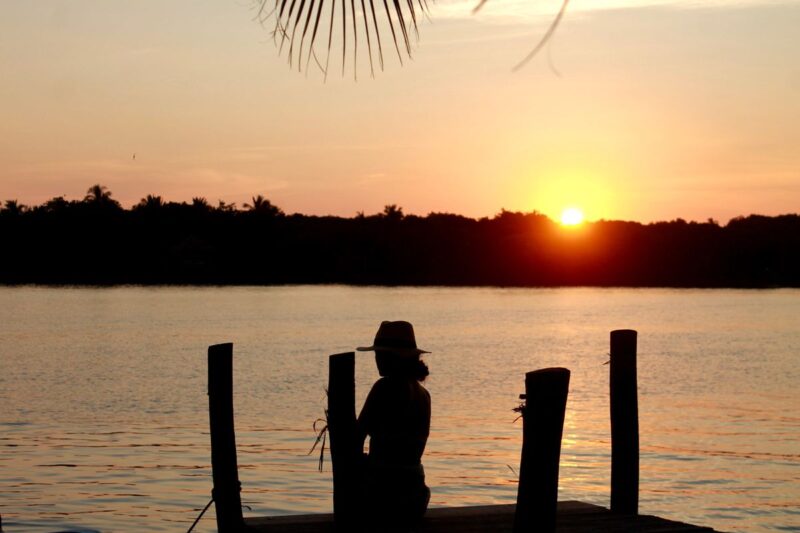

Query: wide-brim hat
[357,320,430,357]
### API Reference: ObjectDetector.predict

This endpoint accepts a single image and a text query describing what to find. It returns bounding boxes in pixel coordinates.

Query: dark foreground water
[1,286,798,532]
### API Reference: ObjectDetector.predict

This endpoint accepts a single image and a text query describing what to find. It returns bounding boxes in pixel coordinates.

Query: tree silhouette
[192,197,212,211]
[84,184,121,210]
[42,196,71,213]
[244,195,284,216]
[382,204,404,221]
[1,200,27,216]
[135,194,165,211]
[217,200,237,212]
[2,185,797,287]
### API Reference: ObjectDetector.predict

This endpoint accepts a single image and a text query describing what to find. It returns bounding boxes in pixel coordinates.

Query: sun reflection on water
[0,286,798,532]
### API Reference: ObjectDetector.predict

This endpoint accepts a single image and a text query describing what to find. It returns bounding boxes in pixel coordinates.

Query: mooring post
[610,329,639,515]
[328,352,359,530]
[513,367,571,533]
[208,342,245,532]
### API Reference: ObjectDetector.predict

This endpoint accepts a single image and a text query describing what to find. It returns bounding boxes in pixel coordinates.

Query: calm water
[0,286,798,532]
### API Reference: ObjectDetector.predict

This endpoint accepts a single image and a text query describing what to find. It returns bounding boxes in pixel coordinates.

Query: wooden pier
[245,501,719,532]
[206,330,722,533]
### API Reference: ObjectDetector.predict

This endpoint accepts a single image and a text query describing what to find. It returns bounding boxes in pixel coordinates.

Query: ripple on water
[1,286,799,532]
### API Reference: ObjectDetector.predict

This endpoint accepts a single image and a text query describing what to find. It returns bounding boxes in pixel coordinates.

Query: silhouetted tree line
[2,185,798,287]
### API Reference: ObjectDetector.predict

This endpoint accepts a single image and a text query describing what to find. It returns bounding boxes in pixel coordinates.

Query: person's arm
[357,379,384,449]
[417,387,431,458]
[422,388,431,439]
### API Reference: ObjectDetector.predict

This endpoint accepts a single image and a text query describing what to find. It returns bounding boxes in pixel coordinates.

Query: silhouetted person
[357,321,431,531]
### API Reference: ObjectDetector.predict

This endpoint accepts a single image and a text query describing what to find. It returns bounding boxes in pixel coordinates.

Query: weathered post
[610,329,639,515]
[208,343,245,532]
[513,367,571,533]
[328,352,359,530]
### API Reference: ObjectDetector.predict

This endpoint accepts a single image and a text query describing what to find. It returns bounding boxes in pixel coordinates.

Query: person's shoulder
[415,381,431,399]
[374,376,391,386]
[369,377,392,394]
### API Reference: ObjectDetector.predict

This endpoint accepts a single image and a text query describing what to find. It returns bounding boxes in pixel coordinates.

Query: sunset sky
[1,0,798,223]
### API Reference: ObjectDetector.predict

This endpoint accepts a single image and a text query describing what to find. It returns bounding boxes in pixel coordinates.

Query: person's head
[357,321,430,382]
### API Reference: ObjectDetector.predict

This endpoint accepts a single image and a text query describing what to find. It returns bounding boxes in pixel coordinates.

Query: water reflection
[0,286,798,532]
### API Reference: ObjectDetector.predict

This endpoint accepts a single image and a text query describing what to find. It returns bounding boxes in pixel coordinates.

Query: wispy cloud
[433,0,794,23]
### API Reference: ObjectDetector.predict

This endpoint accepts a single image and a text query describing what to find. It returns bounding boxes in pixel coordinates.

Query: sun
[560,207,584,226]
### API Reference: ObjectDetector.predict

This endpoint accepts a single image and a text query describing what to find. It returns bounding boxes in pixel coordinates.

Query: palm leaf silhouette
[254,0,568,77]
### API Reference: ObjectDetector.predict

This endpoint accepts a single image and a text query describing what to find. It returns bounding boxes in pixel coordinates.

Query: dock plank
[245,501,720,532]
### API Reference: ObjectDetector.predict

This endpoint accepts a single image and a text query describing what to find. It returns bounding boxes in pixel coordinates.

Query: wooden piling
[327,352,359,530]
[208,342,245,533]
[610,329,639,515]
[513,367,571,533]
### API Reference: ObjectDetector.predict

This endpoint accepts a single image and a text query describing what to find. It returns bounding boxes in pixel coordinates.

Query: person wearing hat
[357,321,432,530]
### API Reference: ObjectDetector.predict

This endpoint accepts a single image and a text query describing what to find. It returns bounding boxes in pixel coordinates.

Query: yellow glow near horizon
[560,207,585,226]
[515,166,618,223]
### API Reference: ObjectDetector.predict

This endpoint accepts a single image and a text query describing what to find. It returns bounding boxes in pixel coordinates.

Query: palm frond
[351,0,358,80]
[255,0,415,76]
[278,0,299,53]
[297,0,318,71]
[341,0,347,77]
[381,0,404,65]
[287,0,309,68]
[404,0,419,40]
[392,0,412,57]
[359,0,376,77]
[252,0,568,78]
[512,0,569,72]
[368,0,385,70]
[305,0,327,75]
[324,0,336,80]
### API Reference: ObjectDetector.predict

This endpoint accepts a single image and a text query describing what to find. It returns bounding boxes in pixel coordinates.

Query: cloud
[433,0,795,24]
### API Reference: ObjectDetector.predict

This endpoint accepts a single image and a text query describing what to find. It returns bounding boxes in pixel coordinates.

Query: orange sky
[1,0,798,223]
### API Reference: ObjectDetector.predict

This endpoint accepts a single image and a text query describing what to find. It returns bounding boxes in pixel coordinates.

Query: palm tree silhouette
[2,200,26,216]
[83,184,121,210]
[192,197,212,211]
[136,194,165,211]
[244,195,284,216]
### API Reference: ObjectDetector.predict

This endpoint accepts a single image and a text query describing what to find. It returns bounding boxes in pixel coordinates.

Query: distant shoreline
[1,281,797,290]
[3,195,798,288]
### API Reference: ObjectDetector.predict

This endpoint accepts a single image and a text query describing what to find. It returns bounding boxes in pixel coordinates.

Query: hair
[378,352,429,382]
[412,359,430,382]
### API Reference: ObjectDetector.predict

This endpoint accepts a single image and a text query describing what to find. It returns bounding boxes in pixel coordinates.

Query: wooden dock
[245,501,720,532]
[206,332,722,533]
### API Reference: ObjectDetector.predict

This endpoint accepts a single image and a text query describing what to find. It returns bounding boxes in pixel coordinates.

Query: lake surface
[1,286,798,532]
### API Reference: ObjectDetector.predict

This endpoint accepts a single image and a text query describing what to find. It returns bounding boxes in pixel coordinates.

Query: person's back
[360,375,430,467]
[356,321,432,531]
